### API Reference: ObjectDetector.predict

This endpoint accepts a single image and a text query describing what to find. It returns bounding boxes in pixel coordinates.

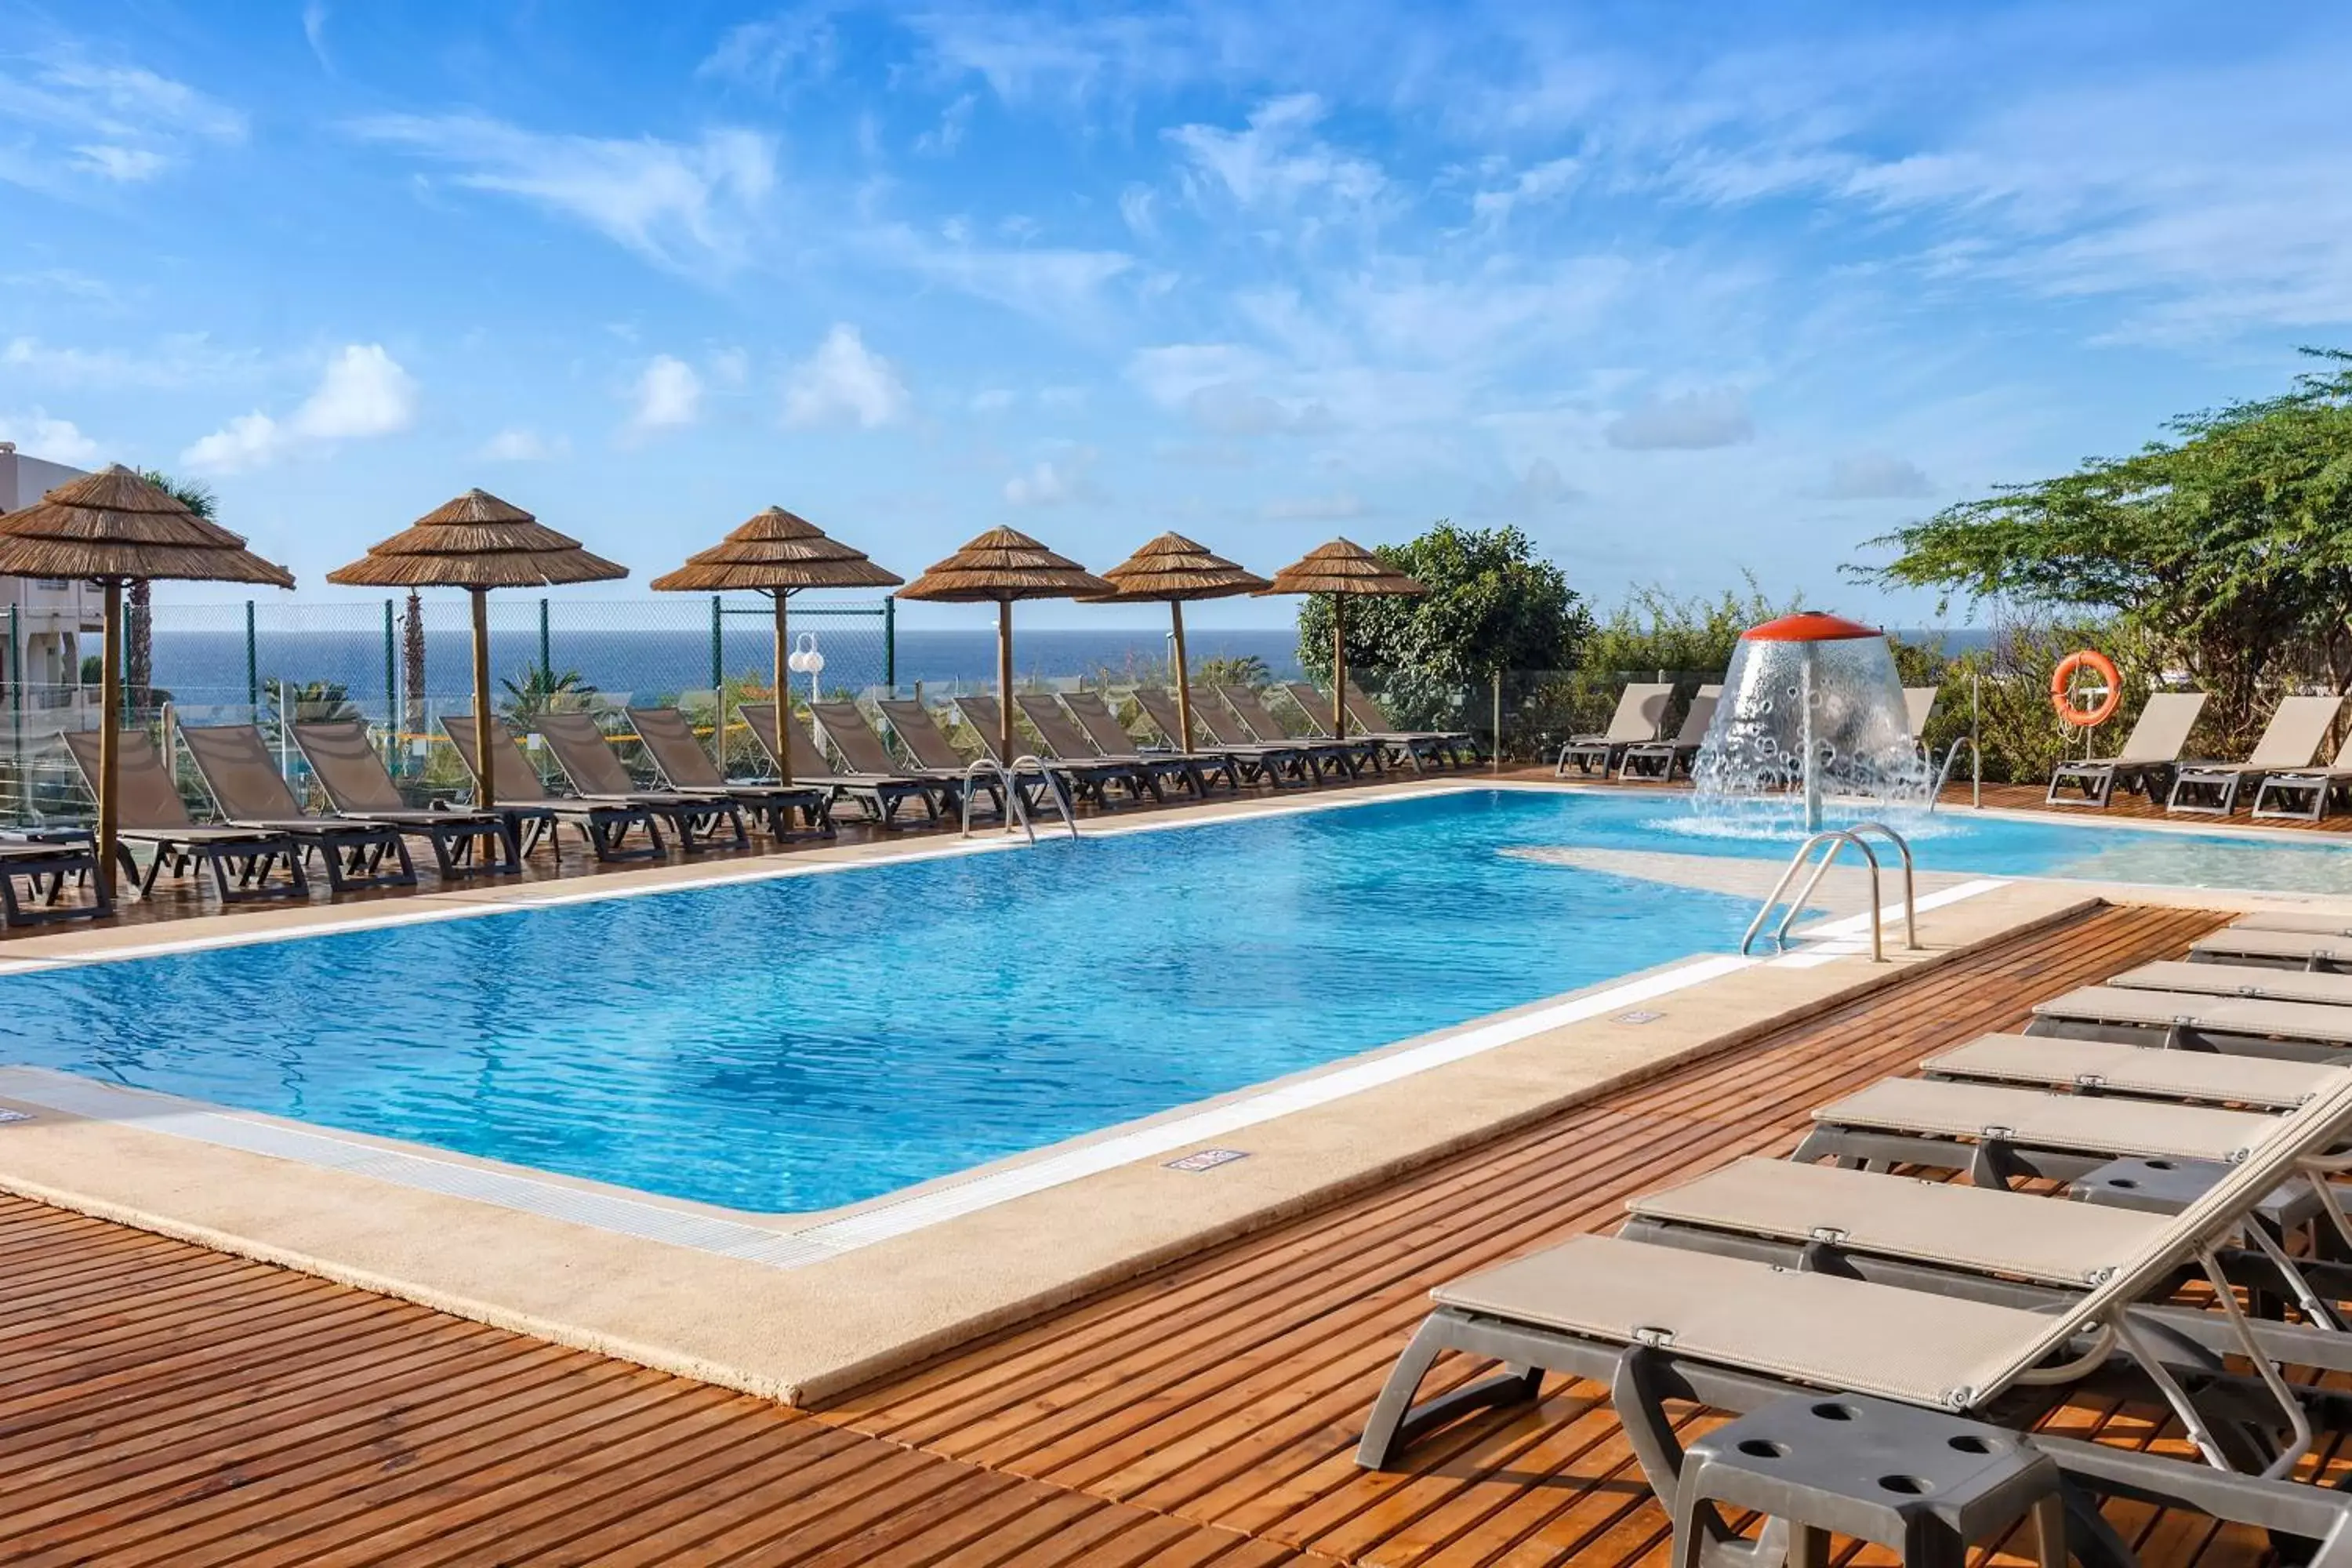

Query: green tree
[499,664,597,723]
[1850,349,2352,748]
[264,677,361,725]
[1295,524,1588,726]
[130,469,217,713]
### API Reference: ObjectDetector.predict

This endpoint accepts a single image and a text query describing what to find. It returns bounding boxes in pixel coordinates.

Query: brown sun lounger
[61,728,307,901]
[950,695,1152,807]
[0,831,109,927]
[177,723,419,891]
[1552,681,1673,777]
[805,701,983,819]
[622,706,832,839]
[2046,690,2207,808]
[289,718,518,877]
[1132,688,1306,789]
[1216,685,1375,779]
[2168,695,2342,815]
[739,702,939,828]
[1283,681,1460,772]
[1014,693,1203,798]
[440,715,666,862]
[1617,684,1721,782]
[1058,691,1238,793]
[1345,682,1480,768]
[532,711,747,851]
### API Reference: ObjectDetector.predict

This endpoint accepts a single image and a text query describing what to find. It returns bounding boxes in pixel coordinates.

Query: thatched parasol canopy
[1258,538,1427,739]
[0,465,295,903]
[1083,532,1269,751]
[898,527,1114,768]
[325,489,626,815]
[324,488,626,590]
[648,506,902,788]
[0,464,293,587]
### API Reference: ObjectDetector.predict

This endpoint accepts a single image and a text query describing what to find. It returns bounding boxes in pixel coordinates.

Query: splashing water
[1689,632,1933,836]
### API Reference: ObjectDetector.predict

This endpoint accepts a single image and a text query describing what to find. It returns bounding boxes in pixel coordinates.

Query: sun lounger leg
[1356,1316,1546,1469]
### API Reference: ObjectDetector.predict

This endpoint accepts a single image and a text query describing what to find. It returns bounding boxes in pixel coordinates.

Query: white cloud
[3,333,258,390]
[349,114,777,273]
[915,93,976,155]
[1606,388,1754,450]
[698,8,844,93]
[1472,458,1580,517]
[861,223,1134,323]
[908,8,1197,106]
[782,325,911,430]
[629,355,702,432]
[182,343,418,474]
[303,2,332,67]
[0,51,245,191]
[1118,183,1158,239]
[1471,156,1581,230]
[1167,94,1385,215]
[0,408,102,465]
[1261,491,1366,521]
[1004,446,1100,506]
[478,427,569,463]
[1820,452,1933,499]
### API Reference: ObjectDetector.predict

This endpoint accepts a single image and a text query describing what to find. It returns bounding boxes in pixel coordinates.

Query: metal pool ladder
[1740,821,1918,962]
[960,757,1080,843]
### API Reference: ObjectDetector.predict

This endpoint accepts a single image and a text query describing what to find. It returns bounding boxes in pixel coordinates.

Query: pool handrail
[1009,755,1080,838]
[960,758,1035,843]
[1740,821,1918,962]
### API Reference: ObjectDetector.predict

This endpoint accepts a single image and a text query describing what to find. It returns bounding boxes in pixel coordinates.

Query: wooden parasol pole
[95,577,122,900]
[470,588,495,808]
[996,598,1014,764]
[1331,595,1347,740]
[771,588,792,786]
[1170,598,1192,750]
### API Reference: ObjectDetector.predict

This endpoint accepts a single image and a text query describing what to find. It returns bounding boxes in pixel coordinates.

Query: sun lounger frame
[1132,688,1308,789]
[1058,690,1239,794]
[288,719,520,877]
[0,836,110,927]
[61,728,310,902]
[2046,691,2208,809]
[1012,693,1204,799]
[739,702,941,829]
[1554,681,1674,778]
[438,716,666,862]
[1617,684,1722,782]
[621,706,833,840]
[530,712,749,852]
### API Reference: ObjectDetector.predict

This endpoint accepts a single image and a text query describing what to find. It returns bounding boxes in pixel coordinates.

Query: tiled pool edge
[0,880,2095,1406]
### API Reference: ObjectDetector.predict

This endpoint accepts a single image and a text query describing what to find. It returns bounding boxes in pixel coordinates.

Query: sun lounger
[2168,695,2342,815]
[178,724,419,891]
[2252,728,2352,822]
[1216,685,1378,779]
[1345,683,1480,767]
[61,729,307,901]
[2194,926,2352,972]
[804,700,982,820]
[2110,957,2352,1010]
[1903,685,1940,737]
[1013,694,1203,799]
[1133,688,1306,789]
[623,706,833,839]
[1058,690,1239,794]
[2233,910,2352,936]
[2030,983,2352,1060]
[739,702,939,829]
[1921,1031,2347,1109]
[1277,682,1398,768]
[2046,691,2207,808]
[1555,681,1673,778]
[532,711,746,851]
[1359,1073,2352,1558]
[1617,684,1721,781]
[439,715,666,861]
[873,698,1057,814]
[289,719,519,877]
[955,694,1155,807]
[0,832,108,927]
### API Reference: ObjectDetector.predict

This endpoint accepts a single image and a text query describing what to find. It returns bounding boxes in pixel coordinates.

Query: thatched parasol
[647,506,902,785]
[1083,532,1269,753]
[1258,539,1426,739]
[0,465,295,898]
[897,527,1113,767]
[326,489,624,811]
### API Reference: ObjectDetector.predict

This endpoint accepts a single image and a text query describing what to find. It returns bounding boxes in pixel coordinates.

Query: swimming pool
[0,787,2343,1213]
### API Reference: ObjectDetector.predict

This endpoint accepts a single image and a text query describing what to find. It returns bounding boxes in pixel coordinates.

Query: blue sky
[2,1,2347,629]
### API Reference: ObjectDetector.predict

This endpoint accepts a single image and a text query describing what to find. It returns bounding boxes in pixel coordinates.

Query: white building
[1,443,101,728]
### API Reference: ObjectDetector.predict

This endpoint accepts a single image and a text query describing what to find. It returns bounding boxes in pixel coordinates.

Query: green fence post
[382,597,397,733]
[709,595,723,690]
[6,604,20,821]
[538,597,552,681]
[883,597,896,695]
[244,600,259,712]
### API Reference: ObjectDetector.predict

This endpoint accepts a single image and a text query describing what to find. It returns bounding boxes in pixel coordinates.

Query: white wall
[0,443,101,695]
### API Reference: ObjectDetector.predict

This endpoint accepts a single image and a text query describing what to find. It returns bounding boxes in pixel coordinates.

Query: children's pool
[0,789,2339,1212]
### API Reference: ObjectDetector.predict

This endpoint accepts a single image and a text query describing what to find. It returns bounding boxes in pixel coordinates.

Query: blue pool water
[2,789,2347,1212]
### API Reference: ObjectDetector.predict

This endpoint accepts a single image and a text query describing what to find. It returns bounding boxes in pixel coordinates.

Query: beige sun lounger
[2031,982,2352,1058]
[1922,1032,2346,1109]
[1360,1073,2352,1551]
[1555,681,1672,778]
[2252,728,2352,822]
[2168,695,2343,815]
[0,833,108,926]
[2194,926,2352,971]
[2234,910,2352,937]
[1801,1076,2274,1165]
[1345,682,1479,765]
[62,728,307,901]
[2111,958,2352,1009]
[1615,684,1720,782]
[2045,690,2206,809]
[1903,685,1939,736]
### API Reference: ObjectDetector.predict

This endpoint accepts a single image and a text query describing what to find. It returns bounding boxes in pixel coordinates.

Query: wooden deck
[1,902,2302,1564]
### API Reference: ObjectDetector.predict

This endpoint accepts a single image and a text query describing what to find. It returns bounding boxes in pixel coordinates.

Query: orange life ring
[2051,649,2122,728]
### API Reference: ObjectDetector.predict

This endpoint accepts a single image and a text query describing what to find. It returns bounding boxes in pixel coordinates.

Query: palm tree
[130,469,216,717]
[499,664,597,723]
[263,677,361,726]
